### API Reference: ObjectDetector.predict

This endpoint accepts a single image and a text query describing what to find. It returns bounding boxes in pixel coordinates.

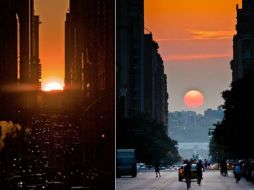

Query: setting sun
[43,82,63,91]
[184,90,205,108]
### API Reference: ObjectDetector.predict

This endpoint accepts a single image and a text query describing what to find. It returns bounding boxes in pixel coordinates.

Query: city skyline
[145,0,241,114]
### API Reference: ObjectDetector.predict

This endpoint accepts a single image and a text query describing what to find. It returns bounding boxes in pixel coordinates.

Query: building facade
[0,0,41,120]
[30,15,42,90]
[231,0,254,81]
[65,0,115,175]
[144,33,168,127]
[0,0,41,88]
[116,0,145,118]
[116,0,168,129]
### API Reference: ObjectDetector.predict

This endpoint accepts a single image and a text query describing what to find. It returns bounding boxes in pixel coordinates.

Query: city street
[116,170,254,190]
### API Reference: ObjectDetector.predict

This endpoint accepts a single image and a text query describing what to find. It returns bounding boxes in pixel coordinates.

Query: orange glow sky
[34,0,69,89]
[145,0,241,113]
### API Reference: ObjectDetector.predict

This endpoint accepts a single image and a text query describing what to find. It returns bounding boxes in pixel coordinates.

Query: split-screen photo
[1,0,254,190]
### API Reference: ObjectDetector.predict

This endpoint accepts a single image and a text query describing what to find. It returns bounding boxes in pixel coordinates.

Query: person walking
[196,160,204,185]
[220,159,228,176]
[154,160,161,177]
[184,160,192,189]
[234,163,241,183]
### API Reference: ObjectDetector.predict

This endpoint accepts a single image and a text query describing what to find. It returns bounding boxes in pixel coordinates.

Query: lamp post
[208,128,215,139]
[208,128,220,167]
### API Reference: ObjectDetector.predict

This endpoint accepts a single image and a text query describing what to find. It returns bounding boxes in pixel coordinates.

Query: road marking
[152,177,176,190]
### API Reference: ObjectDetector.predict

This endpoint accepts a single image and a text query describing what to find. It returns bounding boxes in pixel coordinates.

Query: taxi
[178,163,198,181]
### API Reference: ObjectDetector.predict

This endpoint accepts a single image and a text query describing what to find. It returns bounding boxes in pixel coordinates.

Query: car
[116,149,137,177]
[242,159,254,181]
[178,163,198,181]
[172,165,180,170]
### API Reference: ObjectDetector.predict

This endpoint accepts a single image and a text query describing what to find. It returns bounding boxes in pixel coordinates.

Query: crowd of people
[152,158,245,189]
[183,159,204,189]
[182,158,243,189]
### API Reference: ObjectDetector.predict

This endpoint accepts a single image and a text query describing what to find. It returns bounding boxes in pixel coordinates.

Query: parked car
[178,163,198,181]
[242,159,254,181]
[172,165,181,170]
[116,149,137,178]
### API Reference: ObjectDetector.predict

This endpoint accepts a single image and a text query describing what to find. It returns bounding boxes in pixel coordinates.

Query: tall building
[231,0,254,81]
[30,15,42,90]
[117,0,145,118]
[0,0,19,86]
[116,0,169,129]
[0,0,41,120]
[65,0,115,176]
[0,0,41,89]
[65,0,99,99]
[144,33,168,127]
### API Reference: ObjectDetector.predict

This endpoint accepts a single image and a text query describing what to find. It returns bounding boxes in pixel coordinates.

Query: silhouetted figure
[184,161,192,189]
[154,161,161,177]
[234,163,241,183]
[204,159,208,170]
[220,160,228,176]
[196,160,204,185]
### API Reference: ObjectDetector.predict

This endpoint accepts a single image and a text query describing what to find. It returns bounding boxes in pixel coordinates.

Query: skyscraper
[144,33,168,127]
[0,0,41,120]
[0,0,19,86]
[231,0,254,81]
[117,0,145,118]
[117,0,168,128]
[30,15,42,90]
[65,0,115,177]
[0,0,41,89]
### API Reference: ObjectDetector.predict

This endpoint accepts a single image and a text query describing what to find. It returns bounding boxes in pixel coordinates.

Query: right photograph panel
[116,0,252,189]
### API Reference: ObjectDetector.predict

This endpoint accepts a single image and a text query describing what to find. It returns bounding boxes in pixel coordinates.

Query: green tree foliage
[210,73,254,160]
[117,114,181,165]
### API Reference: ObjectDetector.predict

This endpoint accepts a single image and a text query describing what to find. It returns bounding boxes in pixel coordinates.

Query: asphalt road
[116,170,254,190]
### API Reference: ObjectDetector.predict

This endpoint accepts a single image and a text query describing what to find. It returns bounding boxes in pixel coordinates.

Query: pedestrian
[204,159,208,170]
[154,160,161,177]
[196,160,204,185]
[220,159,228,176]
[184,160,192,189]
[234,162,241,183]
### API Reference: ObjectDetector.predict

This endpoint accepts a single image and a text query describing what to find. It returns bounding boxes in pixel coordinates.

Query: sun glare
[43,82,63,91]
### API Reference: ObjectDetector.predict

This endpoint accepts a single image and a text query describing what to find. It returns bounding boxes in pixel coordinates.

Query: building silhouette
[0,0,18,87]
[30,15,42,90]
[0,0,41,88]
[65,0,115,180]
[117,0,145,118]
[117,0,168,128]
[0,0,41,120]
[231,0,254,81]
[144,33,168,127]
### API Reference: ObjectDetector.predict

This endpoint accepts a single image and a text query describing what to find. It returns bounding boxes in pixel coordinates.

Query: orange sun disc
[184,90,204,108]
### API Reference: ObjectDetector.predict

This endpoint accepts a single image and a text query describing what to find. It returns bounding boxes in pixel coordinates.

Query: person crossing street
[196,160,204,185]
[184,160,192,189]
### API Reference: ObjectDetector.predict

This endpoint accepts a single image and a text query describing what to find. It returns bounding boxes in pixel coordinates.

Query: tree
[117,114,180,165]
[210,73,254,159]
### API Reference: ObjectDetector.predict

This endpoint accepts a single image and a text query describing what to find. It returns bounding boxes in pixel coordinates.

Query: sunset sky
[145,0,241,113]
[34,0,68,89]
[34,0,241,114]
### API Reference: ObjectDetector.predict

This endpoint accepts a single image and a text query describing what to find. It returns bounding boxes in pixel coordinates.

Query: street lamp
[208,128,215,138]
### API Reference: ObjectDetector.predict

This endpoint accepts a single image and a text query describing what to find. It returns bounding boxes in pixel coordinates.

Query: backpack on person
[234,165,241,174]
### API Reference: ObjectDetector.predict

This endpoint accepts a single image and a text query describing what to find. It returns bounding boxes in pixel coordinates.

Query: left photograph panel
[0,0,115,189]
